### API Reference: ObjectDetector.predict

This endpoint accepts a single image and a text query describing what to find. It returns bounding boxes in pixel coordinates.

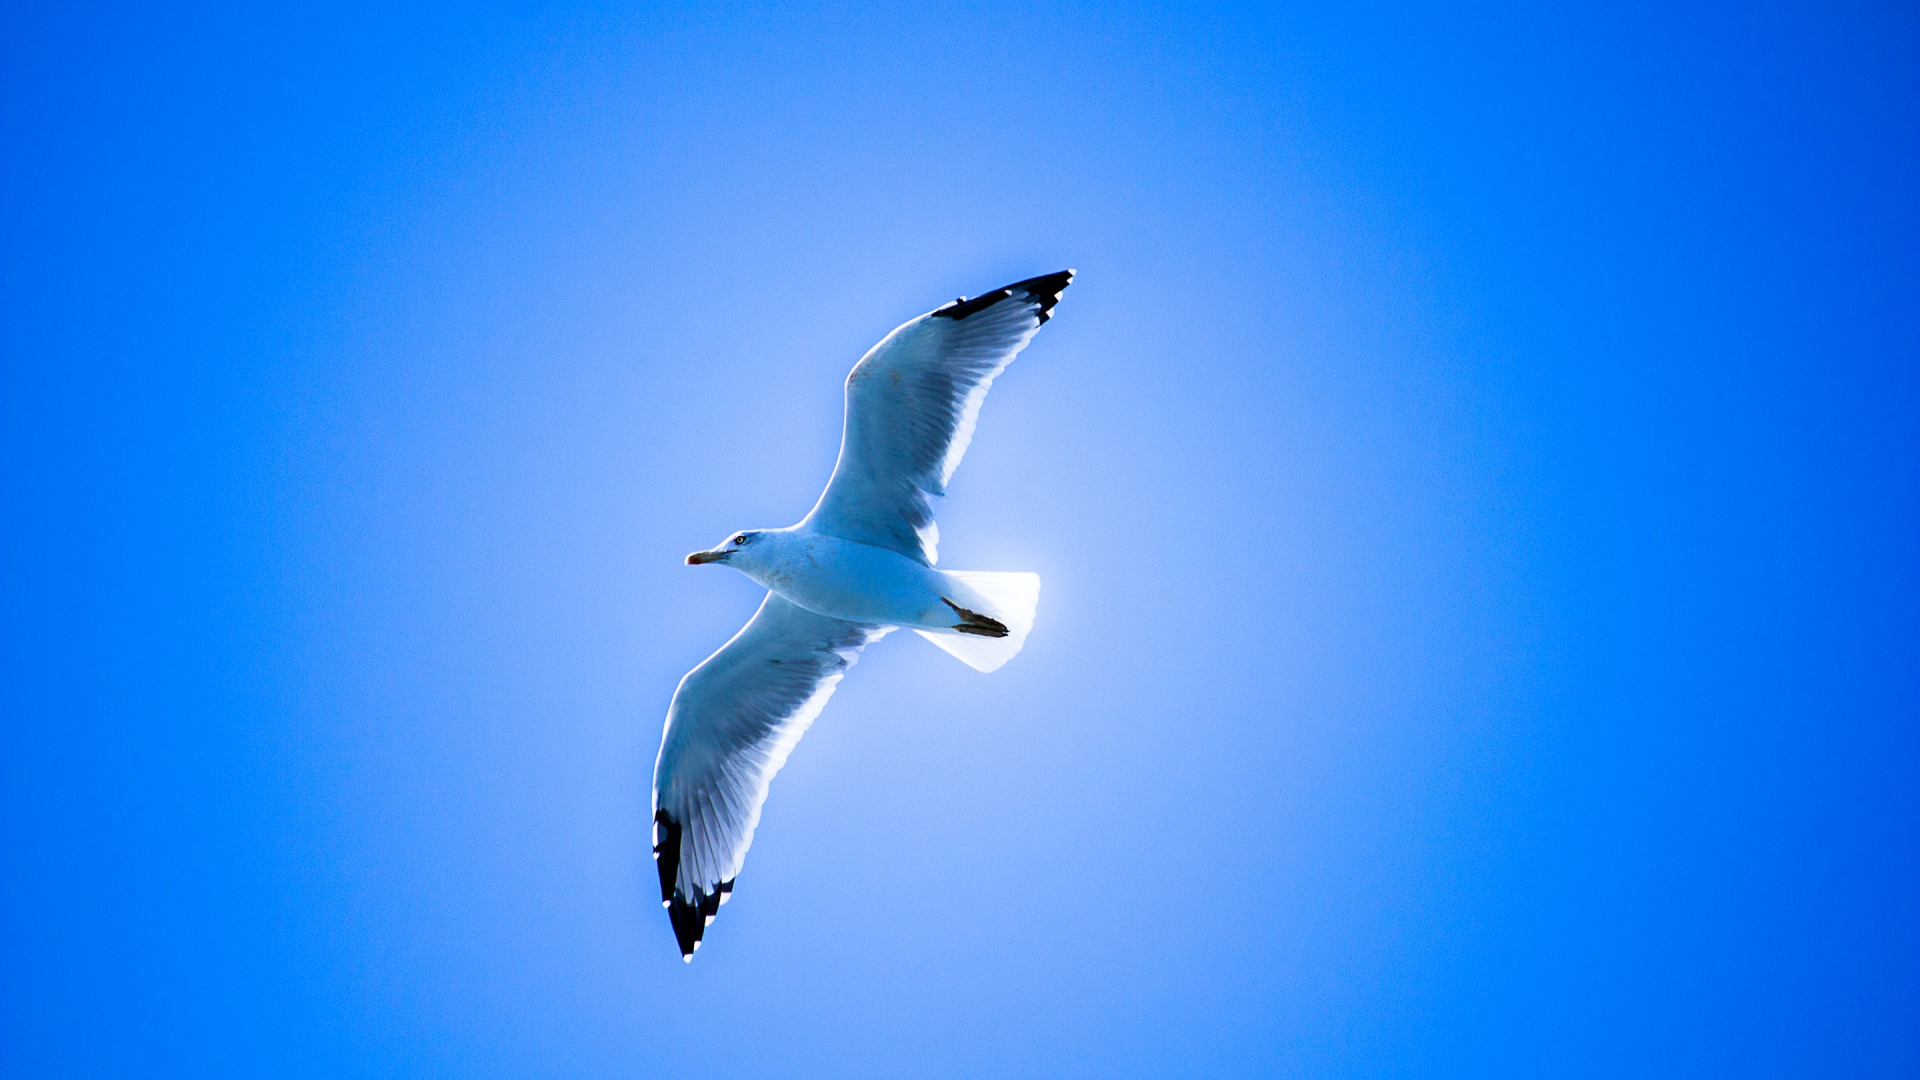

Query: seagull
[651,270,1074,961]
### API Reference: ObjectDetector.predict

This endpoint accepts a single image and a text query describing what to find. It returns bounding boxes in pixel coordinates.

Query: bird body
[691,527,960,631]
[688,526,1035,646]
[651,270,1073,960]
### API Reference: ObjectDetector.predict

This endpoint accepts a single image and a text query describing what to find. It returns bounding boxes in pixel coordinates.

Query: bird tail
[915,571,1041,673]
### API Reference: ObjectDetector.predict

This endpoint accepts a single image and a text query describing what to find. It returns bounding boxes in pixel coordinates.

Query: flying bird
[651,270,1074,961]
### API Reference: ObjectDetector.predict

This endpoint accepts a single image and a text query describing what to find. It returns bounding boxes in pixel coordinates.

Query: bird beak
[685,549,728,565]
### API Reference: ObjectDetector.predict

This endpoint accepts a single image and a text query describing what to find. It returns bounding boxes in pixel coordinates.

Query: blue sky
[3,2,1915,1076]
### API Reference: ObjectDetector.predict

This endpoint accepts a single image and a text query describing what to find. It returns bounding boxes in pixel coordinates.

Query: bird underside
[653,270,1069,962]
[942,597,1009,638]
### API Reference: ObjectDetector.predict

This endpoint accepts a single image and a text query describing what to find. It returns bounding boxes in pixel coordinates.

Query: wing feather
[802,270,1073,563]
[650,594,886,960]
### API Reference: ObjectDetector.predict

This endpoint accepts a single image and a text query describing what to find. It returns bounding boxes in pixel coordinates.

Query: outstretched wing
[802,270,1074,564]
[651,593,886,961]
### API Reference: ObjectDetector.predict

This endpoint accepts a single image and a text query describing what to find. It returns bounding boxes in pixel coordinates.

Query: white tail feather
[914,571,1041,673]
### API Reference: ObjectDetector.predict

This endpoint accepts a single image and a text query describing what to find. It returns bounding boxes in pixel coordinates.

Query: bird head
[686,530,760,567]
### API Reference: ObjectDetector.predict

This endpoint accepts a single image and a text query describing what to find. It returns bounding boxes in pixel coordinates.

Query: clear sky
[3,2,1916,1077]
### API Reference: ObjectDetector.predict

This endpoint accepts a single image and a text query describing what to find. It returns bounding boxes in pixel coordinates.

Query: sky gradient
[4,2,1917,1077]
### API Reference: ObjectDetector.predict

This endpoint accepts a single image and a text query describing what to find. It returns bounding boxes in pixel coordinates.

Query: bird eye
[733,534,749,545]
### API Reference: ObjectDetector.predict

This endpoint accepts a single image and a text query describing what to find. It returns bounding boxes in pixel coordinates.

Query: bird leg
[942,598,1009,638]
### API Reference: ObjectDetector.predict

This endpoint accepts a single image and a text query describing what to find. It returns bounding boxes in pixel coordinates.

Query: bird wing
[651,593,887,960]
[801,270,1074,564]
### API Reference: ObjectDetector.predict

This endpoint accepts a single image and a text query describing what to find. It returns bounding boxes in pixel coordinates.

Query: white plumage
[650,271,1073,960]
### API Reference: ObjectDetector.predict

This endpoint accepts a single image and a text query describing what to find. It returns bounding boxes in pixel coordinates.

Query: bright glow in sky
[3,3,1916,1076]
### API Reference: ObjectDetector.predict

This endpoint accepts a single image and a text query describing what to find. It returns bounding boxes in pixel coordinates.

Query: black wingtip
[667,892,706,959]
[665,877,735,962]
[652,809,682,905]
[932,269,1075,323]
[655,810,737,962]
[1016,269,1075,324]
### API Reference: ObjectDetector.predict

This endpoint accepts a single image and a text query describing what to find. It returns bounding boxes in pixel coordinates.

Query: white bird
[651,271,1074,961]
